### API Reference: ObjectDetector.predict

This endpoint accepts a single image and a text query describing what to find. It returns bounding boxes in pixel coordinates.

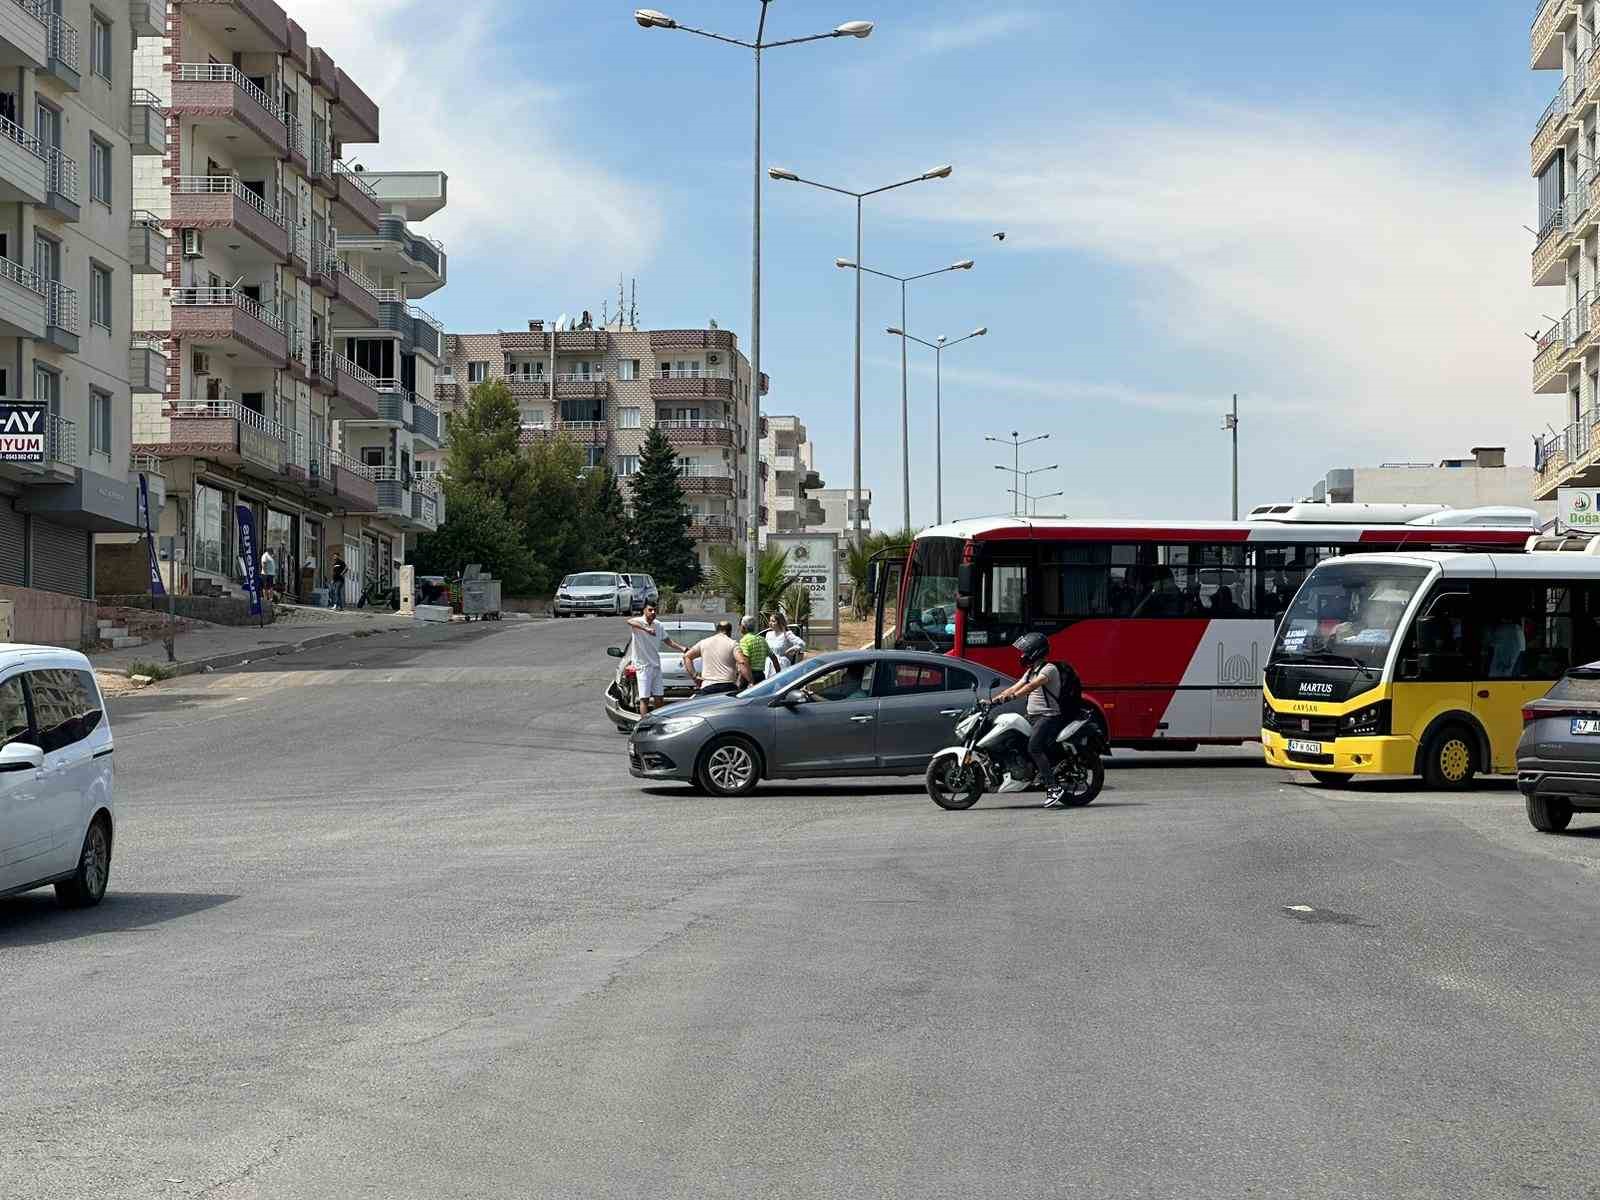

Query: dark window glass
[881,663,946,697]
[1472,581,1575,681]
[0,676,29,749]
[947,667,978,693]
[1399,588,1477,683]
[27,669,103,752]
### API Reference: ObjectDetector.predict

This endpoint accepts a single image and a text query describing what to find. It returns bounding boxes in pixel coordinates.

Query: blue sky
[287,0,1552,528]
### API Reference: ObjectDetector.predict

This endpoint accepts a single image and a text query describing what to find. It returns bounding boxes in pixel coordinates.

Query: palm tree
[707,546,802,617]
[844,530,914,619]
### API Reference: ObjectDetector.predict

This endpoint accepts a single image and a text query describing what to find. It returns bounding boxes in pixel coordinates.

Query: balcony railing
[171,286,285,332]
[677,463,735,479]
[172,400,292,443]
[0,113,45,162]
[173,175,286,227]
[325,445,376,480]
[657,418,735,431]
[45,280,78,333]
[332,158,378,198]
[12,0,46,26]
[332,352,380,388]
[1536,70,1581,142]
[657,366,737,380]
[335,254,382,295]
[0,255,46,297]
[285,116,307,160]
[46,146,77,202]
[557,371,605,382]
[47,10,78,71]
[174,63,283,122]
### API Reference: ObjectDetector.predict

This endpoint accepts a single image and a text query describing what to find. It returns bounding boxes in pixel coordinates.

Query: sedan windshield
[1271,562,1429,670]
[568,574,617,588]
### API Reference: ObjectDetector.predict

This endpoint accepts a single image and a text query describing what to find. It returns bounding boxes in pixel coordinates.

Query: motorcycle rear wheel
[1055,756,1105,807]
[926,757,984,810]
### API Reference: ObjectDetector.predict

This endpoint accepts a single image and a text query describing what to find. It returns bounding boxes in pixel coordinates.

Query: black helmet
[1013,631,1050,668]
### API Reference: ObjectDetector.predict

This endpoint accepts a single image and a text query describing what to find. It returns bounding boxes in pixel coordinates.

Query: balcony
[1533,310,1574,393]
[332,67,379,144]
[329,255,381,326]
[650,328,736,352]
[171,64,287,158]
[651,372,736,401]
[772,452,799,473]
[1533,0,1579,71]
[0,0,47,70]
[1532,68,1583,174]
[170,0,289,53]
[130,89,164,155]
[323,446,378,513]
[505,374,548,401]
[129,338,167,393]
[365,380,413,427]
[160,400,289,479]
[324,350,381,420]
[44,146,78,220]
[412,394,440,446]
[688,515,737,544]
[331,160,380,233]
[171,176,289,261]
[0,408,76,483]
[656,418,735,449]
[339,216,447,295]
[1532,197,1580,287]
[129,212,167,275]
[555,372,607,402]
[43,9,78,89]
[0,114,46,204]
[1535,405,1600,497]
[677,463,735,496]
[171,286,288,367]
[283,115,307,168]
[411,477,441,531]
[43,279,77,352]
[0,255,46,338]
[409,305,443,359]
[129,0,164,37]
[370,466,411,522]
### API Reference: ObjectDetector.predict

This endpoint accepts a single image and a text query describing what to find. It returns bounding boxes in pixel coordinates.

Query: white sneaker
[1041,788,1065,808]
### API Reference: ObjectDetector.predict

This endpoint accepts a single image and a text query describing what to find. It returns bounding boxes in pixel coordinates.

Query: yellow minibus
[1262,547,1600,787]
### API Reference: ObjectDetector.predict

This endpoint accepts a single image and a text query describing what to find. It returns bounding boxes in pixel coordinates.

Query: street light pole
[985,431,1049,516]
[776,165,954,545]
[1221,393,1240,520]
[888,325,986,525]
[635,6,873,620]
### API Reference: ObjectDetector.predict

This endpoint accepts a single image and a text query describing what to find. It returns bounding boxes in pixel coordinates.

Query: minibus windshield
[1270,562,1430,671]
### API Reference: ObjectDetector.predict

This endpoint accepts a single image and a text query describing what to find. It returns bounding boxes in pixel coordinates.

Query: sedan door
[0,673,50,891]
[768,661,879,775]
[874,661,971,770]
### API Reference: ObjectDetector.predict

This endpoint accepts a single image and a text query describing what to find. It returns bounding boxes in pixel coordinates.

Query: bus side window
[968,554,1031,647]
[1469,581,1574,681]
[1399,589,1475,682]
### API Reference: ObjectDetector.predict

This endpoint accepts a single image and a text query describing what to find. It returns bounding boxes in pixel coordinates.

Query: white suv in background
[0,645,116,907]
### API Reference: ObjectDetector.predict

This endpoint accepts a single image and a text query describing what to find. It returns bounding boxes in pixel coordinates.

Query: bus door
[869,549,906,650]
[1471,580,1577,773]
[965,549,1030,660]
[1393,585,1475,756]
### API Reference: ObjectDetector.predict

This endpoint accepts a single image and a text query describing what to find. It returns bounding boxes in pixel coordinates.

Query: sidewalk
[89,604,493,678]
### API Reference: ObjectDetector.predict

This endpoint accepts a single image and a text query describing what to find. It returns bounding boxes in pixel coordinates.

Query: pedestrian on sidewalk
[736,615,781,688]
[627,602,687,715]
[330,556,347,610]
[260,547,278,605]
[764,611,806,672]
[684,620,741,696]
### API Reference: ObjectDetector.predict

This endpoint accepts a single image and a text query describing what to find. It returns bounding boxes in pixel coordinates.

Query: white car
[554,572,634,617]
[0,645,116,906]
[603,619,722,729]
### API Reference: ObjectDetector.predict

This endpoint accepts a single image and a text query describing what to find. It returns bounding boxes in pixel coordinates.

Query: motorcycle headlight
[655,716,707,738]
[955,713,980,738]
[1338,701,1391,737]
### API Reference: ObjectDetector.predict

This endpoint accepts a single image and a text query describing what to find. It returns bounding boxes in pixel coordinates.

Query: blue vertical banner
[138,473,165,597]
[235,503,263,617]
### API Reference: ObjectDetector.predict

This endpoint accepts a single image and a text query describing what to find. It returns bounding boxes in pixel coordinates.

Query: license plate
[1287,739,1323,755]
[1572,718,1600,736]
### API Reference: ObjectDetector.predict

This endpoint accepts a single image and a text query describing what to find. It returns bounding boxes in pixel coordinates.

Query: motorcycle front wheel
[926,757,984,810]
[1055,755,1106,807]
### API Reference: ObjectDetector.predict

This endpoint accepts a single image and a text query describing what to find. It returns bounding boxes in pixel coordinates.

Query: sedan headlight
[1338,701,1391,737]
[654,716,707,738]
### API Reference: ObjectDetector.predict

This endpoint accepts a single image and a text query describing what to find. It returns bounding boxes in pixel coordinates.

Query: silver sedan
[627,651,1014,796]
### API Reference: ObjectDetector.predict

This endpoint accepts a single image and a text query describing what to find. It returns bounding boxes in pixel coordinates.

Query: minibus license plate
[1288,739,1323,755]
[1572,719,1600,736]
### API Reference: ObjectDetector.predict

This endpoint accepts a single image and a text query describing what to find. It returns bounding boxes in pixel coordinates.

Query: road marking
[1286,904,1315,913]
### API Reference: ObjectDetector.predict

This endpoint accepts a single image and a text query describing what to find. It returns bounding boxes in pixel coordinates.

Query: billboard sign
[1558,487,1600,533]
[0,401,47,464]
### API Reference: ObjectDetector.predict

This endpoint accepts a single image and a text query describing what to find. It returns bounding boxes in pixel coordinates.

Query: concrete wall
[1347,467,1557,520]
[0,584,98,650]
[99,593,277,627]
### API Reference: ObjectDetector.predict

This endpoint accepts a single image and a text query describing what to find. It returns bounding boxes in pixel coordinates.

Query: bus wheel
[1422,726,1478,790]
[1310,771,1353,788]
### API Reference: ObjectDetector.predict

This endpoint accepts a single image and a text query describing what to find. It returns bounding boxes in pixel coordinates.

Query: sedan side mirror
[0,742,44,773]
[606,646,625,658]
[771,692,806,708]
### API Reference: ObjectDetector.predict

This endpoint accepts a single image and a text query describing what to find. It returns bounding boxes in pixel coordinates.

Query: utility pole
[1222,395,1239,520]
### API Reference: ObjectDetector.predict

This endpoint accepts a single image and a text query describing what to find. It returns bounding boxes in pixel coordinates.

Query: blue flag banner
[235,503,262,616]
[138,473,165,597]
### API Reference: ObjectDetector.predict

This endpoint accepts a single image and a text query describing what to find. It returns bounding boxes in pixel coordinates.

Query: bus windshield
[903,536,961,652]
[1271,562,1431,670]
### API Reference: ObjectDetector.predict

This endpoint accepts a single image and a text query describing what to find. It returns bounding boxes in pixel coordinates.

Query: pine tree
[443,379,531,513]
[581,466,635,572]
[629,427,702,589]
[522,434,588,593]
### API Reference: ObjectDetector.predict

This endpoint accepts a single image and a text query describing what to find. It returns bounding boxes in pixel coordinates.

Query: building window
[587,446,604,469]
[90,14,113,81]
[89,387,112,456]
[523,408,546,427]
[90,136,112,205]
[618,454,640,476]
[618,359,638,381]
[467,361,489,383]
[620,407,640,428]
[90,263,112,329]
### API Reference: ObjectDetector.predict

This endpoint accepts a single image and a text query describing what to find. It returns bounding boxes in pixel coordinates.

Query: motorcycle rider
[992,632,1083,808]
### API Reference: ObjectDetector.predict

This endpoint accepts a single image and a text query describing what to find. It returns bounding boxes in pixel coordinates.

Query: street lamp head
[767,166,799,182]
[835,257,856,269]
[922,164,954,180]
[937,335,947,345]
[633,8,676,28]
[834,20,875,37]
[973,326,988,336]
[886,326,904,336]
[953,259,975,270]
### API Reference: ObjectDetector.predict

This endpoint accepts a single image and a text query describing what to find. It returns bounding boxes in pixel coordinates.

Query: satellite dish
[556,313,570,332]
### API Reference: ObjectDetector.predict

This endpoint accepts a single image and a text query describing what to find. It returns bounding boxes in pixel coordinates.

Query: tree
[443,380,531,513]
[580,466,635,572]
[707,545,801,618]
[522,434,588,594]
[629,427,701,589]
[844,529,914,618]
[414,487,539,595]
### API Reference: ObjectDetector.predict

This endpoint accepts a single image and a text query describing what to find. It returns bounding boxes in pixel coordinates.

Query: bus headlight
[1338,701,1391,737]
[1261,699,1279,732]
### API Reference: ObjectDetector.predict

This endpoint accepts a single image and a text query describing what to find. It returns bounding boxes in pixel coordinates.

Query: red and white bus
[876,504,1541,748]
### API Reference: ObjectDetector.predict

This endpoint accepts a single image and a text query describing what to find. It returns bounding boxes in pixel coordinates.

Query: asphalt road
[6,616,1600,1199]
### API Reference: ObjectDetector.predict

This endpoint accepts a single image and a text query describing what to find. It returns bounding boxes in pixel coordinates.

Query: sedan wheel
[698,737,760,797]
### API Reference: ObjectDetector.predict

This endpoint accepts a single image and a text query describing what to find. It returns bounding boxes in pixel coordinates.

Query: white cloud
[904,10,1040,57]
[279,0,661,300]
[898,104,1548,462]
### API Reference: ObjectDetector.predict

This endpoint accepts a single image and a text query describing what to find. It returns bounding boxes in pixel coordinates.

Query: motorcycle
[924,698,1108,811]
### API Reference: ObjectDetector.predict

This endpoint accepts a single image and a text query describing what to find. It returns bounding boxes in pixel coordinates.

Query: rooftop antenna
[630,277,638,330]
[617,274,627,330]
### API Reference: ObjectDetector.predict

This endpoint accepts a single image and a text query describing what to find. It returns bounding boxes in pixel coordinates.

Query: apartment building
[125,0,446,605]
[440,320,764,569]
[812,487,872,537]
[1,0,160,620]
[760,414,824,539]
[1303,446,1554,519]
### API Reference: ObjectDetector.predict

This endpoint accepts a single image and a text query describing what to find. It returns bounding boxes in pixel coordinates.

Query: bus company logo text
[1575,494,1594,513]
[1217,642,1261,687]
[1298,682,1336,697]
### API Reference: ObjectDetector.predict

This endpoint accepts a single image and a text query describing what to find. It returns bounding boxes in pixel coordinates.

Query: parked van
[0,645,116,906]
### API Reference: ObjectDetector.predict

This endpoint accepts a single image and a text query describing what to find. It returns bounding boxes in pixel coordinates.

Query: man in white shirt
[626,602,688,715]
[259,548,278,603]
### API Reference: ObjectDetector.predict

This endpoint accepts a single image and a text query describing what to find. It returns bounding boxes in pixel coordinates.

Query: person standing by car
[736,615,781,687]
[991,632,1083,809]
[764,611,807,672]
[627,602,688,715]
[684,620,742,696]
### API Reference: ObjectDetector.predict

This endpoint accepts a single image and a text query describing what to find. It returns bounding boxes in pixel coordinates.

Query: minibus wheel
[1422,726,1478,790]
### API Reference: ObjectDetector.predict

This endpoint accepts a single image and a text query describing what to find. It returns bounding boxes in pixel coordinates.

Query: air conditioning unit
[707,352,721,365]
[192,351,211,375]
[182,229,204,257]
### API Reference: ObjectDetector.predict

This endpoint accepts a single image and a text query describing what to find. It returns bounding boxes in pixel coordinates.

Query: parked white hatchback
[0,645,115,907]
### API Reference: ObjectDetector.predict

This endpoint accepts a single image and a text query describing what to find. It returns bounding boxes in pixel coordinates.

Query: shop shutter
[0,502,24,586]
[30,518,89,598]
